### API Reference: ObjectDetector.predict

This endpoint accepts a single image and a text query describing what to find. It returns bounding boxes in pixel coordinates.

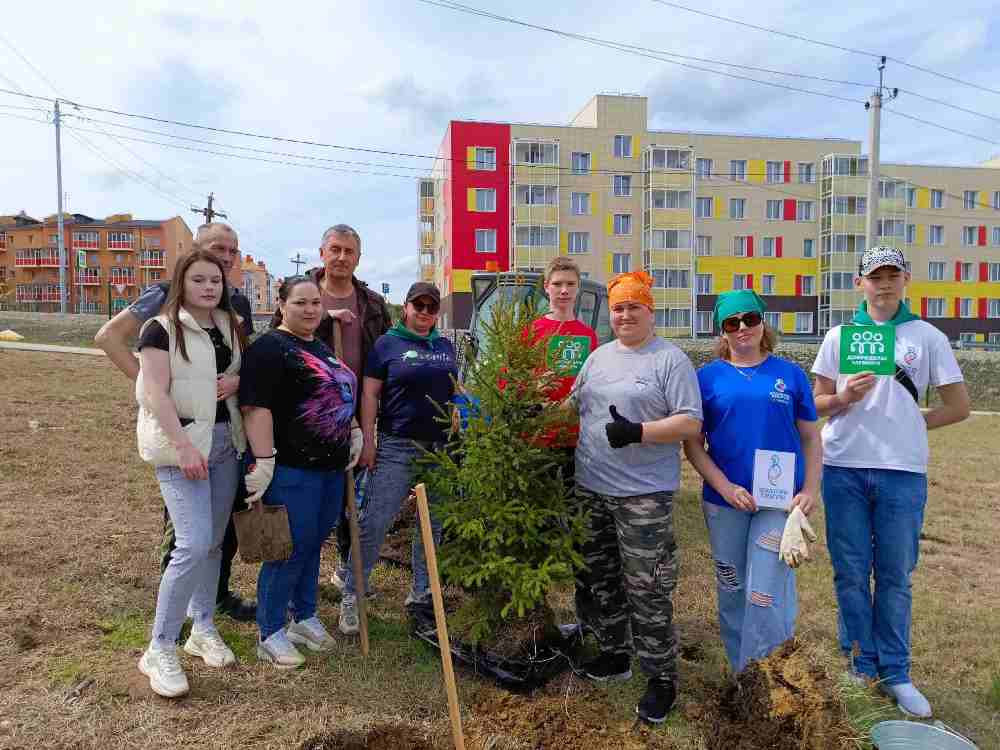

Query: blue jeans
[823,465,927,686]
[257,464,344,639]
[340,434,443,600]
[151,423,238,648]
[703,502,797,672]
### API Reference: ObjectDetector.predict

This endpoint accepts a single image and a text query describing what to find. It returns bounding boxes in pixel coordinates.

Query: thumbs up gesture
[605,405,643,449]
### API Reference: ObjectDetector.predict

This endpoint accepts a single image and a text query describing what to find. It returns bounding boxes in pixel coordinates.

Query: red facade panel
[979,298,988,319]
[783,161,791,183]
[783,199,796,221]
[955,261,962,281]
[978,225,987,246]
[746,273,754,290]
[775,236,783,258]
[920,297,928,318]
[980,262,989,282]
[794,274,802,296]
[746,236,754,257]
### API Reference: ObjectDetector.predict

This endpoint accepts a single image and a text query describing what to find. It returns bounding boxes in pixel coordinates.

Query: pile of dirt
[379,492,417,568]
[298,723,436,750]
[701,639,855,750]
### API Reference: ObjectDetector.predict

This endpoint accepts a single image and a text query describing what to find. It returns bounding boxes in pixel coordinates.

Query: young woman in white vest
[135,249,248,698]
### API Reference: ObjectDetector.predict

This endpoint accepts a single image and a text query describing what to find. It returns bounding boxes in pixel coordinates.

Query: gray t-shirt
[572,337,702,497]
[129,282,254,337]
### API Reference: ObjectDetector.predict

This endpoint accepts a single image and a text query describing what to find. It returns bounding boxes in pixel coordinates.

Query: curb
[0,341,107,356]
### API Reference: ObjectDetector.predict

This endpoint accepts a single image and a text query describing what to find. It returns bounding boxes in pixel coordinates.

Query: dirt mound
[298,723,436,750]
[701,639,854,750]
[379,493,417,567]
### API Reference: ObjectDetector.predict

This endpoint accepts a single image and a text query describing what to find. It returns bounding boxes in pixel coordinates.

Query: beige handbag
[232,502,293,563]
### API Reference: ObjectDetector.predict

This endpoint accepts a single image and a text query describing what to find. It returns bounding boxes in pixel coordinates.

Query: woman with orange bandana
[569,271,703,724]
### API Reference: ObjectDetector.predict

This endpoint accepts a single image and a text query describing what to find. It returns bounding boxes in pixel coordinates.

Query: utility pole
[289,252,307,274]
[865,57,899,252]
[54,100,67,313]
[191,192,228,224]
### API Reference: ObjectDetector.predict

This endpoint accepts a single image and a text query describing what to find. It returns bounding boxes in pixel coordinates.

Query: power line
[897,89,1000,125]
[884,107,1000,148]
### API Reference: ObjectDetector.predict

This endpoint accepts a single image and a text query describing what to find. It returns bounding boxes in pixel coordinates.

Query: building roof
[0,214,177,231]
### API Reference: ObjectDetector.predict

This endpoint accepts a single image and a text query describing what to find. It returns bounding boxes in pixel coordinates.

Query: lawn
[0,350,997,749]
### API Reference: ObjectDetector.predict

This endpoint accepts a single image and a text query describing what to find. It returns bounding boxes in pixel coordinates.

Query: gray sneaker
[138,646,189,698]
[338,595,359,635]
[256,630,305,670]
[288,616,336,651]
[882,682,932,718]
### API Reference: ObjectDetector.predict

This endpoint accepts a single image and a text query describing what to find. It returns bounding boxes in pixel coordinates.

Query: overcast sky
[2,1,998,302]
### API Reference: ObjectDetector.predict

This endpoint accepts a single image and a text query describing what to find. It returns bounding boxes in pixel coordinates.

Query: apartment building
[240,254,277,313]
[419,94,1000,343]
[0,211,192,314]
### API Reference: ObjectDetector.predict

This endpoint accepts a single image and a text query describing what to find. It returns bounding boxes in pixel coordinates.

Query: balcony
[139,252,165,268]
[14,249,64,267]
[420,197,434,215]
[77,269,101,285]
[75,301,103,314]
[420,231,434,249]
[15,284,64,303]
[109,274,136,288]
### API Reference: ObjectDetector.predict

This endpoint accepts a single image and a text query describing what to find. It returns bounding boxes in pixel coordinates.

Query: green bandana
[852,300,920,327]
[713,289,767,330]
[385,320,441,342]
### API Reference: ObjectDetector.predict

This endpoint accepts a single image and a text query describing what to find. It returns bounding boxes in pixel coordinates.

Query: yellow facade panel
[467,188,476,211]
[466,146,476,170]
[916,188,930,210]
[694,257,818,277]
[649,172,692,189]
[915,224,926,246]
[605,252,613,274]
[605,213,613,236]
[651,288,693,305]
[650,208,692,228]
[452,269,473,293]
[645,249,693,267]
[515,206,558,224]
[780,312,796,333]
[560,231,568,255]
[713,196,723,219]
[830,215,866,234]
[749,159,765,184]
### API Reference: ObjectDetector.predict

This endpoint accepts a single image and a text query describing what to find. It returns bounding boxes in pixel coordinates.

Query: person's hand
[217,374,240,401]
[358,438,376,470]
[840,372,876,406]
[244,456,275,505]
[177,442,208,481]
[722,482,757,513]
[779,507,817,568]
[328,308,357,324]
[347,425,363,471]
[791,490,818,516]
[605,405,643,449]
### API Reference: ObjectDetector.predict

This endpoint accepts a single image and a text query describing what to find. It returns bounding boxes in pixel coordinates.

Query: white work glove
[244,456,275,506]
[779,507,817,569]
[347,426,363,471]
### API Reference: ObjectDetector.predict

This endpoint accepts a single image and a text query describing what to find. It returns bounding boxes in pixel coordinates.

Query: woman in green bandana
[337,282,457,635]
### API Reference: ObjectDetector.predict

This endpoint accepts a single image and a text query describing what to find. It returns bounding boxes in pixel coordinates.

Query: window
[659,308,692,328]
[761,274,776,294]
[959,332,978,344]
[571,192,590,215]
[878,219,904,238]
[515,225,557,246]
[761,237,777,257]
[961,262,975,282]
[695,197,713,218]
[994,191,1000,210]
[964,190,978,210]
[797,201,814,221]
[652,190,692,209]
[571,152,591,174]
[906,224,916,244]
[612,253,631,273]
[730,160,747,181]
[475,188,496,212]
[732,236,750,257]
[989,299,1000,317]
[696,273,712,294]
[696,311,713,333]
[928,261,945,281]
[824,272,854,290]
[827,196,866,215]
[959,298,975,318]
[474,229,496,253]
[803,238,814,258]
[580,272,590,280]
[473,147,496,170]
[929,225,944,245]
[730,198,746,219]
[931,189,944,209]
[648,148,690,169]
[567,232,590,254]
[515,141,557,164]
[651,269,690,288]
[108,231,134,249]
[613,134,632,158]
[906,187,916,208]
[990,263,1000,282]
[613,175,632,197]
[801,275,815,295]
[926,298,945,318]
[766,200,782,220]
[798,162,815,183]
[766,161,783,183]
[420,180,435,198]
[72,231,99,249]
[649,229,691,249]
[829,156,868,176]
[962,226,977,246]
[0,231,5,249]
[149,271,162,281]
[696,235,712,256]
[613,214,632,235]
[696,158,712,179]
[795,312,813,333]
[732,274,747,290]
[879,180,899,199]
[517,185,557,205]
[993,227,1000,247]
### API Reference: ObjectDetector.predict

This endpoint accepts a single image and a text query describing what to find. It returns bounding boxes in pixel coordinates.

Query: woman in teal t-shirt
[683,290,821,672]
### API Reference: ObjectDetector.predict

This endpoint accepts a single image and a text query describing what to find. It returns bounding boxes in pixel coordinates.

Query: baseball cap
[858,246,907,276]
[405,281,441,304]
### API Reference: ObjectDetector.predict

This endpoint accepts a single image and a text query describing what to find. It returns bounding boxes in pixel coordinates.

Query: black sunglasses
[721,311,763,333]
[410,299,440,314]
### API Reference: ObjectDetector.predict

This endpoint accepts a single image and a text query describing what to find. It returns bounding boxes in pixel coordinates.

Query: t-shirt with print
[572,337,703,497]
[697,356,817,507]
[130,282,254,338]
[528,316,598,447]
[366,333,457,443]
[812,319,963,474]
[239,329,357,470]
[138,320,233,423]
[322,289,363,384]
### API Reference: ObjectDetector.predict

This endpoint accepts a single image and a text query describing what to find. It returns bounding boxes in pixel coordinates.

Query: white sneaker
[288,616,336,651]
[256,630,305,670]
[882,682,932,718]
[184,628,236,667]
[138,646,190,698]
[338,595,359,635]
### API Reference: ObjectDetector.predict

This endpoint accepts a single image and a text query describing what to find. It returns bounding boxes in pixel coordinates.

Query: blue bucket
[871,721,977,749]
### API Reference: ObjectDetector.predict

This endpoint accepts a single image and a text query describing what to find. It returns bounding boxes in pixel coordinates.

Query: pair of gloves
[244,425,364,505]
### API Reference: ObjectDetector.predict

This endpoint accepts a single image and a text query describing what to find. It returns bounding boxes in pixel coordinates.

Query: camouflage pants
[573,486,679,681]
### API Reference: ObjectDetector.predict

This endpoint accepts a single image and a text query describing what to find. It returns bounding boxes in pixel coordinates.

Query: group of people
[99,224,969,725]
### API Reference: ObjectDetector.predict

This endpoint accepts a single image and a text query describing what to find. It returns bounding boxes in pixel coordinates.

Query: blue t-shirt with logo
[697,356,817,508]
[367,332,457,443]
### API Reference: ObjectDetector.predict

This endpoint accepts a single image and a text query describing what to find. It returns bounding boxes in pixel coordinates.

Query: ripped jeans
[703,501,797,672]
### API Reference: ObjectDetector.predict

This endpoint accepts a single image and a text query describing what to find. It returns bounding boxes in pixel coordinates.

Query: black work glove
[605,405,643,449]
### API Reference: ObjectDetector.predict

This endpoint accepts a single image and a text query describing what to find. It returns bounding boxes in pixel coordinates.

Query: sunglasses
[721,311,763,333]
[410,299,440,314]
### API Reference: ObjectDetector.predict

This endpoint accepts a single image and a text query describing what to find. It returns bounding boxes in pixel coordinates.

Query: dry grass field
[0,349,997,749]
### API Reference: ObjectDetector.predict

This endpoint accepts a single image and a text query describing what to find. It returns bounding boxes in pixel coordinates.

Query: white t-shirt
[811,320,964,474]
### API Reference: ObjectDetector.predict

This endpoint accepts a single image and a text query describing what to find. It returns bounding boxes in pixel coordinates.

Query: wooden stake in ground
[413,482,466,750]
[334,320,369,657]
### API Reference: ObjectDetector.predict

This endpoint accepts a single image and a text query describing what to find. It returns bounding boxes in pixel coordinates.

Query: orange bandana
[608,271,654,310]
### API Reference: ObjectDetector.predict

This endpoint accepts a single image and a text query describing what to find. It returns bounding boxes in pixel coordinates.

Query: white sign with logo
[751,449,796,511]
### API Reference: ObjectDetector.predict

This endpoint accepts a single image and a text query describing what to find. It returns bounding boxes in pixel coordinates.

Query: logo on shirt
[769,377,791,404]
[401,350,419,362]
[903,346,918,366]
[774,378,787,393]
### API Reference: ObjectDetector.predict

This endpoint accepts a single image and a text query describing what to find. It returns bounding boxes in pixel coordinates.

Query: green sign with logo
[839,325,896,375]
[546,335,591,377]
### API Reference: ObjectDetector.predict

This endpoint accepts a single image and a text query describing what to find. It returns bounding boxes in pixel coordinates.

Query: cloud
[911,20,988,66]
[158,12,261,37]
[124,58,239,121]
[361,74,505,129]
[94,170,128,191]
[645,68,787,130]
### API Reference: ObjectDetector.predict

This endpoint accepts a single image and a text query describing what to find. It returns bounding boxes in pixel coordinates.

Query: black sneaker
[583,653,633,682]
[636,678,676,724]
[216,592,257,622]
